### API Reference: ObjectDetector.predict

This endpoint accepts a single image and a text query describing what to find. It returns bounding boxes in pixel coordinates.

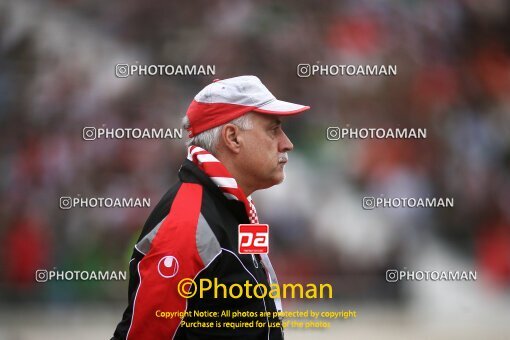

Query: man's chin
[256,174,285,191]
[270,172,286,187]
[277,171,285,184]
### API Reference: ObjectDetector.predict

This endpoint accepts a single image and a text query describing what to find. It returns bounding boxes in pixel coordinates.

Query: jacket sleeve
[126,183,206,340]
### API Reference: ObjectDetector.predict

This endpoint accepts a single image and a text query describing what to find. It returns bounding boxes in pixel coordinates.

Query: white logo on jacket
[157,255,179,278]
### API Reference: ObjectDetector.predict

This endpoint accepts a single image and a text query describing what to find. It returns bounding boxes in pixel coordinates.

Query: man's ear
[220,124,242,154]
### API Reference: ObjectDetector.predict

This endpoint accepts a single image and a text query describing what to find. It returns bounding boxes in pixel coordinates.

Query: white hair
[182,113,253,153]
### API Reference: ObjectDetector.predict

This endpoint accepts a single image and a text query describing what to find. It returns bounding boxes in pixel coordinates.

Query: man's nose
[279,130,294,152]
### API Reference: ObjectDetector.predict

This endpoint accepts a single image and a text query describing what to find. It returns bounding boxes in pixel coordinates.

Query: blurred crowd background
[1,0,509,338]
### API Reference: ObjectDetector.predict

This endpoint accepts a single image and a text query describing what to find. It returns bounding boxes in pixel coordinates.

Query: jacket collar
[178,159,250,224]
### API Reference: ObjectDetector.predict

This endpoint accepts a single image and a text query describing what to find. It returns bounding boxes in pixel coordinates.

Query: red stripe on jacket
[127,183,204,339]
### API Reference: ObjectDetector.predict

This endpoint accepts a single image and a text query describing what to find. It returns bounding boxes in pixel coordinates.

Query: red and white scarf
[187,145,259,223]
[187,145,282,313]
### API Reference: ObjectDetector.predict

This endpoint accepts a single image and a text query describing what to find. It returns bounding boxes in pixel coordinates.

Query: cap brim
[253,99,310,115]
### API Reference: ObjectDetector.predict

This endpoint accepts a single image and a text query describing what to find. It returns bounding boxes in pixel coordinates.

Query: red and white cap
[185,75,310,137]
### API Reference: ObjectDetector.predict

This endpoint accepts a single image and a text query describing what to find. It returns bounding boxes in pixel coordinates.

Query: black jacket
[112,159,283,340]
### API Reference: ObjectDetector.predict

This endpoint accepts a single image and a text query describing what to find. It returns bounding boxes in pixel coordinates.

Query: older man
[112,76,309,340]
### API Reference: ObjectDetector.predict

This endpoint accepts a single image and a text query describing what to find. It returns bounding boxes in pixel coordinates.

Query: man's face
[237,113,294,191]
